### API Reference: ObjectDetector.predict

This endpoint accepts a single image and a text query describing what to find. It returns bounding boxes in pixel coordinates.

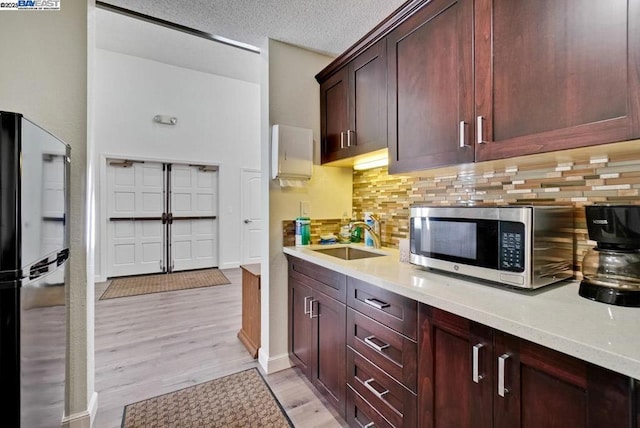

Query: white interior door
[241,169,262,264]
[169,164,218,272]
[106,160,165,277]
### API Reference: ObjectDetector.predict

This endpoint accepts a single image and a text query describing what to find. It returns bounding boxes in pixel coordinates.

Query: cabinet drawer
[288,256,347,302]
[346,385,393,428]
[348,347,417,428]
[347,308,417,393]
[347,277,417,340]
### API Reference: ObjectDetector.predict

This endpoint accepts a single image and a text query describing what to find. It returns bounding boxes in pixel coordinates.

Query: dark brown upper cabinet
[387,0,475,174]
[474,0,640,162]
[318,39,388,164]
[318,0,640,173]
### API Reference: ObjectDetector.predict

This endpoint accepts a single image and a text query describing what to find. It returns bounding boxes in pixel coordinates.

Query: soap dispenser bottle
[339,212,351,243]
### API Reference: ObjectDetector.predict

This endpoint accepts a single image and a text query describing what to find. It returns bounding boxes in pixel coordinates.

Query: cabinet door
[311,290,347,417]
[387,0,474,174]
[348,39,388,157]
[419,305,493,428]
[288,278,313,378]
[493,332,632,428]
[320,67,349,163]
[475,0,640,161]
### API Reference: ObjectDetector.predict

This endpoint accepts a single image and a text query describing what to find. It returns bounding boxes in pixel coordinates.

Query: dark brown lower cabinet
[288,258,346,417]
[289,256,636,428]
[636,379,640,428]
[312,290,346,416]
[419,304,633,428]
[289,277,312,375]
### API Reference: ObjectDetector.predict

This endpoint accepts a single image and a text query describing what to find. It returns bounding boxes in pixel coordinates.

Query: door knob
[244,219,252,224]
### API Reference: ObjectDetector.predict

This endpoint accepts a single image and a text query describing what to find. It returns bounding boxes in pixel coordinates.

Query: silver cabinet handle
[364,298,390,310]
[498,353,510,397]
[472,343,484,383]
[347,129,355,147]
[477,116,487,144]
[459,121,469,148]
[363,378,389,400]
[363,423,375,428]
[303,296,312,315]
[363,335,389,352]
[309,299,319,319]
[340,131,346,149]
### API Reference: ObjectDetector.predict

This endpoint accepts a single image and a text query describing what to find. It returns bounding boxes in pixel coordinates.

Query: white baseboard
[94,274,107,283]
[220,262,240,269]
[258,349,291,374]
[61,392,98,428]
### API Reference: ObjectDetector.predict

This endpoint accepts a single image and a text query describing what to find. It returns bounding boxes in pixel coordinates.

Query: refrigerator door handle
[56,248,69,265]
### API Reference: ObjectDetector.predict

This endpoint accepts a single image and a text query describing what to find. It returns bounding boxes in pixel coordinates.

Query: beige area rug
[100,269,230,300]
[122,368,293,428]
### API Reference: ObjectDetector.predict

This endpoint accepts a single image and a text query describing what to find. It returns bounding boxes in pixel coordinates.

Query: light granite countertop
[283,243,640,380]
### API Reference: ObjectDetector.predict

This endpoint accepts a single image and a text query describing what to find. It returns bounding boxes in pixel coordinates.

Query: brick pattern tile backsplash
[352,152,640,275]
[282,144,640,277]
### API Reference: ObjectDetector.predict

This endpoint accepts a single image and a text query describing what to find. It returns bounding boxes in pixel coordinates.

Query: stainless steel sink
[312,247,386,260]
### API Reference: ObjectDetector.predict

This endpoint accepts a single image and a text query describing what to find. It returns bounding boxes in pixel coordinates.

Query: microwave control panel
[499,221,525,272]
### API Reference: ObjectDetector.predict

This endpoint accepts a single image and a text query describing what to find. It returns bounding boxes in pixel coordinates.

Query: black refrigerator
[0,111,70,427]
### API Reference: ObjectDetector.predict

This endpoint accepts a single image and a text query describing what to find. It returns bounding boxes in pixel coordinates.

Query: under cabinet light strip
[96,1,261,54]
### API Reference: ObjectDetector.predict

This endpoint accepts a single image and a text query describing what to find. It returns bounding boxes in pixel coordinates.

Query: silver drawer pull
[363,378,389,400]
[364,335,390,352]
[303,296,312,315]
[498,353,510,397]
[472,343,484,383]
[340,131,346,149]
[364,298,390,310]
[363,423,375,428]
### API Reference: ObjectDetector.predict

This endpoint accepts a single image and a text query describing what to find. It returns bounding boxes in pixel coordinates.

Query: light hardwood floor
[94,268,347,428]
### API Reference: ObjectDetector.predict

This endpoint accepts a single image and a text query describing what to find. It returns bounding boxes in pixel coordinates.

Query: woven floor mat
[100,268,230,300]
[122,368,292,428]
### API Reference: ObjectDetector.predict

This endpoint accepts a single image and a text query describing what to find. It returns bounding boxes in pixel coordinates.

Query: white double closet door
[106,160,218,278]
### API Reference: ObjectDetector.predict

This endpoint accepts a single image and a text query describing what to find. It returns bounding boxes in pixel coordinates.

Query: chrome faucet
[350,215,382,249]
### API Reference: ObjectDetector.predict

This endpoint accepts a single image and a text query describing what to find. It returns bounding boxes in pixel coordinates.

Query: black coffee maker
[580,205,640,306]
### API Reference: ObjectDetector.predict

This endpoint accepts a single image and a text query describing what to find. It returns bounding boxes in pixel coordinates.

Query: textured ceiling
[98,0,407,56]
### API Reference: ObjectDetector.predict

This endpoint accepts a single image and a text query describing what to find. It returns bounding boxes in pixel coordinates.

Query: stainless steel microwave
[409,206,574,289]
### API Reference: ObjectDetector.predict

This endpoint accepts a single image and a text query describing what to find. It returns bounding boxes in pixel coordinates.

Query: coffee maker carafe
[579,205,640,306]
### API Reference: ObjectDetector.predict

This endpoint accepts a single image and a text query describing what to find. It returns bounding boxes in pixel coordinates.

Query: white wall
[94,48,261,277]
[259,40,353,373]
[0,2,96,427]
